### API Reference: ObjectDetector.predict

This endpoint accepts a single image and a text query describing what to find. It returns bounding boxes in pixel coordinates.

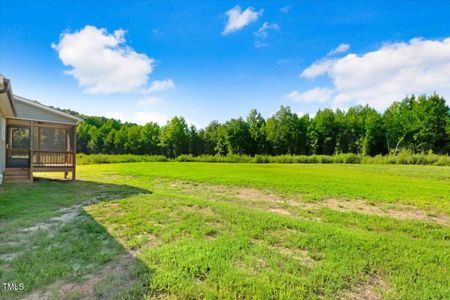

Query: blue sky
[1,1,450,127]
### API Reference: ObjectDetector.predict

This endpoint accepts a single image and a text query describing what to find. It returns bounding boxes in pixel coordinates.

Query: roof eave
[14,95,83,124]
[0,77,17,116]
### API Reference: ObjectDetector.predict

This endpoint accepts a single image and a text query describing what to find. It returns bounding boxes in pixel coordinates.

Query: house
[0,76,81,184]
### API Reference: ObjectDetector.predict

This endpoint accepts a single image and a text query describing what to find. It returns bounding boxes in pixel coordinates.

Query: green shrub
[77,154,168,165]
[77,153,449,166]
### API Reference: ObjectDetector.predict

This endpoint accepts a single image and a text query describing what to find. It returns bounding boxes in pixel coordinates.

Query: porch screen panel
[33,127,73,167]
[11,127,30,148]
[33,127,67,151]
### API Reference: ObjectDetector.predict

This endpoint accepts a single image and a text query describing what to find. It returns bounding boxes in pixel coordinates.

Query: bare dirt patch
[125,233,161,255]
[20,207,81,233]
[235,256,269,276]
[341,275,389,300]
[269,207,292,216]
[164,180,302,217]
[302,199,449,226]
[1,194,127,267]
[161,179,449,225]
[20,194,125,234]
[184,205,216,216]
[24,254,140,300]
[271,245,315,266]
[164,179,295,204]
[0,252,19,262]
[240,240,315,276]
[233,187,290,203]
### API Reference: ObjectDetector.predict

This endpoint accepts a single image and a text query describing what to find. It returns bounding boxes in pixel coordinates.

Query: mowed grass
[0,163,449,299]
[84,162,450,214]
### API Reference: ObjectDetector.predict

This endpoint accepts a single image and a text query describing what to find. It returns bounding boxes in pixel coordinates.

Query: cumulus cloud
[222,6,263,35]
[52,25,154,94]
[138,96,163,106]
[301,37,450,110]
[327,43,350,56]
[144,79,175,93]
[254,22,279,38]
[301,59,335,78]
[286,88,334,103]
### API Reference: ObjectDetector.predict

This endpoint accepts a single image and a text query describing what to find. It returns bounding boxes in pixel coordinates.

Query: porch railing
[32,151,75,167]
[7,148,30,160]
[6,149,75,168]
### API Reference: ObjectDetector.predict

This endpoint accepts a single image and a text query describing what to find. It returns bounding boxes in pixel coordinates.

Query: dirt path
[24,254,140,300]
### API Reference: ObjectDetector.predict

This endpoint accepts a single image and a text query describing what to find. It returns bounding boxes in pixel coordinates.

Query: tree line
[74,94,449,157]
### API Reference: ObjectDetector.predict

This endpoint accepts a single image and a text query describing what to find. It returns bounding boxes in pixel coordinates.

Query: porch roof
[1,75,82,126]
[13,96,82,125]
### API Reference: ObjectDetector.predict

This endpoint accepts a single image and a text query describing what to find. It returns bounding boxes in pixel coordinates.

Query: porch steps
[3,168,32,183]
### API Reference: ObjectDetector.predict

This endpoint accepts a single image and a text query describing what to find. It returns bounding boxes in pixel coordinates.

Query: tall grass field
[77,151,450,166]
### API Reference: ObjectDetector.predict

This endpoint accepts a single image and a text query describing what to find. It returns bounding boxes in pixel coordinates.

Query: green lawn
[1,163,449,299]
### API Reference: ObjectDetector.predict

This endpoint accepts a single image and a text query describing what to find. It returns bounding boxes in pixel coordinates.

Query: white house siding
[0,112,5,184]
[14,97,78,125]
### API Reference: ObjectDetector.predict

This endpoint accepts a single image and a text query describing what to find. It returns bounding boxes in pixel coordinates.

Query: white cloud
[280,6,291,14]
[327,43,350,56]
[254,22,279,38]
[301,59,335,78]
[105,111,125,120]
[301,37,450,110]
[52,25,154,94]
[134,112,169,125]
[286,88,334,103]
[138,96,163,106]
[144,79,175,93]
[222,6,263,35]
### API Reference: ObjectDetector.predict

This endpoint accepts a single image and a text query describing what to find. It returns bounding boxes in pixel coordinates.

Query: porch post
[72,125,77,181]
[38,125,41,166]
[64,128,68,179]
[30,121,34,182]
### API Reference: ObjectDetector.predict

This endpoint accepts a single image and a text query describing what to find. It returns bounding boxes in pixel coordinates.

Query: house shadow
[0,179,154,299]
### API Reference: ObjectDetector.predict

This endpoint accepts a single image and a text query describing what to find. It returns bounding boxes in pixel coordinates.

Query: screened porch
[6,118,77,179]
